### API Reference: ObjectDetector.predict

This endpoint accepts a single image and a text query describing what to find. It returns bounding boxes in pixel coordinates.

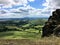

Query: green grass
[0,29,42,39]
[0,25,43,39]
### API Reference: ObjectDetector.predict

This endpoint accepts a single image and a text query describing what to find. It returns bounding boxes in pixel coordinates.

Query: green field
[0,18,46,39]
[0,28,42,39]
[0,19,60,45]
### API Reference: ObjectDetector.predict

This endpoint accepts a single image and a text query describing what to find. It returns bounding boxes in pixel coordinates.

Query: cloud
[0,0,27,8]
[41,0,60,16]
[0,12,26,18]
[0,0,15,8]
[0,0,39,18]
[0,4,50,18]
[0,10,9,14]
[28,0,35,2]
[0,0,35,8]
[0,5,42,18]
[43,0,60,9]
[1,0,58,18]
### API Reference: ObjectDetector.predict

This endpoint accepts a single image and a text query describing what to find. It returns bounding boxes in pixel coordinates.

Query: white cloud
[0,12,26,18]
[42,0,60,16]
[0,0,15,8]
[0,0,27,8]
[0,4,50,18]
[28,0,35,2]
[0,0,35,8]
[29,9,41,15]
[1,0,57,18]
[0,0,40,18]
[43,0,60,9]
[0,9,9,14]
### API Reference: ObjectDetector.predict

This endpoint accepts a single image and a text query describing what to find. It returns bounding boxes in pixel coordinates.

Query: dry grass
[0,36,60,45]
[36,36,60,45]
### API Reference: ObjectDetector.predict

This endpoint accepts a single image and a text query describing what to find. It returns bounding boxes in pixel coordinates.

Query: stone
[42,9,60,37]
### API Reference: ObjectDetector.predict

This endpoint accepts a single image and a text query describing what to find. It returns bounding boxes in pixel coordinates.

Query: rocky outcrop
[42,9,60,37]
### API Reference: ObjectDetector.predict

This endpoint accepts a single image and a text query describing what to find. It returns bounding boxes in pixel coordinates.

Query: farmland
[0,18,46,39]
[0,18,60,45]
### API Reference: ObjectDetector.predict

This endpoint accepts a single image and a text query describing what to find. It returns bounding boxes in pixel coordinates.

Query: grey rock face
[42,9,60,37]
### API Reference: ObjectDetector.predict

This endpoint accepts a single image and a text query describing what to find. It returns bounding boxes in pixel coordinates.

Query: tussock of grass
[0,37,60,45]
[35,36,60,45]
[0,30,60,45]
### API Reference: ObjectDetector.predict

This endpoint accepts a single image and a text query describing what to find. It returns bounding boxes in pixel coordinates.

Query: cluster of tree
[0,18,47,32]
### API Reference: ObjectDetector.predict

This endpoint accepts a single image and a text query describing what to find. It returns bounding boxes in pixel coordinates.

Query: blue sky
[28,0,45,9]
[1,0,45,9]
[0,0,59,18]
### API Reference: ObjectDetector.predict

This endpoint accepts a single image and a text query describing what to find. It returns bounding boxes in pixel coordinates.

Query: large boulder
[42,9,60,37]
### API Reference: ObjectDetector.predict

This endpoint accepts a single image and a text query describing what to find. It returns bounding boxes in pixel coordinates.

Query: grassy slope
[0,29,42,39]
[0,27,60,45]
[0,35,60,45]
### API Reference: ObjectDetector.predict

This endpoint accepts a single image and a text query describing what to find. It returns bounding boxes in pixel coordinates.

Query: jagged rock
[42,9,60,37]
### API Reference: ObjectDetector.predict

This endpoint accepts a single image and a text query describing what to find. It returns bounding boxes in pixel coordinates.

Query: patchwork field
[0,18,60,45]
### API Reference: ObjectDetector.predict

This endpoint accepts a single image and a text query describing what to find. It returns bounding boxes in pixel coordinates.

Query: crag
[42,9,60,37]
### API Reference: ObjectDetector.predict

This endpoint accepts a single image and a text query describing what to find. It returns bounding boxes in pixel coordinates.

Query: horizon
[0,16,49,18]
[0,16,49,19]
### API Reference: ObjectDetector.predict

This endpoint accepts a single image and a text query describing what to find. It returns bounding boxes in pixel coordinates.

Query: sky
[0,0,60,18]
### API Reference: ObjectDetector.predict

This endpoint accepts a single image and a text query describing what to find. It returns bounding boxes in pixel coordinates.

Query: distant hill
[0,17,48,21]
